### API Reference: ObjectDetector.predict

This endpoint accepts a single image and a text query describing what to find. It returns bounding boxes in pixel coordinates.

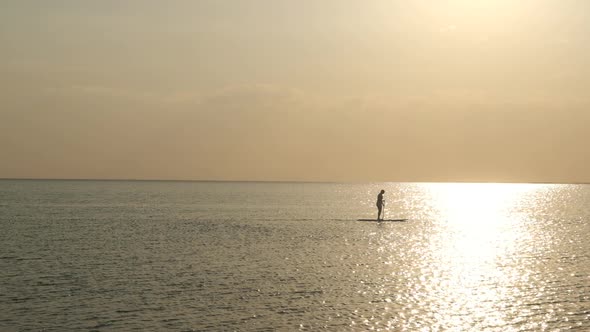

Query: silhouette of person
[376,189,385,220]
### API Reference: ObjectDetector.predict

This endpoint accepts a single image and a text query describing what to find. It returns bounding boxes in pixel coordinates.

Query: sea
[1,180,589,331]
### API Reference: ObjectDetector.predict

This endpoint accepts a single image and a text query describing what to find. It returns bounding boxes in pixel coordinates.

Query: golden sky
[1,1,589,182]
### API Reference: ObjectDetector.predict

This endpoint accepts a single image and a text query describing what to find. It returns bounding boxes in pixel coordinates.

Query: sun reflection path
[422,183,546,253]
[411,183,550,330]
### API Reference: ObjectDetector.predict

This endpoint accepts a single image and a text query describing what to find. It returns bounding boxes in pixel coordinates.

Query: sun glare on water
[425,182,538,224]
[421,182,546,264]
[410,183,550,329]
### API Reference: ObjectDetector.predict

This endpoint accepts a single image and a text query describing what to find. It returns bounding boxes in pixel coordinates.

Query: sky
[1,0,590,183]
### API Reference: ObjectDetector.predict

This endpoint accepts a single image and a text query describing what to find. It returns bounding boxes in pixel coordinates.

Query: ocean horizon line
[0,177,587,185]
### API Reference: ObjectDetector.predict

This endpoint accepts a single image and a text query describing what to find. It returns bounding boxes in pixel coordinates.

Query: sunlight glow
[415,183,549,329]
[422,183,545,259]
[424,182,541,223]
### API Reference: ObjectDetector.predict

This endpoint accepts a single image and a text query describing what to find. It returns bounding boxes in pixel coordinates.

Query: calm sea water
[1,180,589,331]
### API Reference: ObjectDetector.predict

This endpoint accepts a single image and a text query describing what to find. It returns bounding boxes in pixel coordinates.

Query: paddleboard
[357,219,408,222]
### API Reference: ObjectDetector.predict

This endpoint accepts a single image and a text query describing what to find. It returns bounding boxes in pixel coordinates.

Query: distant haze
[2,1,589,183]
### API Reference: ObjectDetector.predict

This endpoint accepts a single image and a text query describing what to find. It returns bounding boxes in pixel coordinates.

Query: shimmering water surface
[1,180,589,331]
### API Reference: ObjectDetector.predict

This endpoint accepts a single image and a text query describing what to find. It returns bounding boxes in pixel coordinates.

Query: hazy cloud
[2,1,590,181]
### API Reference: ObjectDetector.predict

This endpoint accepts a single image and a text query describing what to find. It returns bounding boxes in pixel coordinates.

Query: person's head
[380,189,385,194]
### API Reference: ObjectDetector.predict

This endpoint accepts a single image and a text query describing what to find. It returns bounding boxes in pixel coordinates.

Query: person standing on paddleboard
[376,190,385,221]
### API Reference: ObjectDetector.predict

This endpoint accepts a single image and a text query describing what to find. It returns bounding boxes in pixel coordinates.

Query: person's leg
[377,205,382,220]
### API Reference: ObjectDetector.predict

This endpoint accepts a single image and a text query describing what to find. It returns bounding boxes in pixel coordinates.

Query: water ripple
[1,181,590,330]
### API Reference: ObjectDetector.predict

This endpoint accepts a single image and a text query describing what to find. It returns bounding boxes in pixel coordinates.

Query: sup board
[357,219,408,222]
